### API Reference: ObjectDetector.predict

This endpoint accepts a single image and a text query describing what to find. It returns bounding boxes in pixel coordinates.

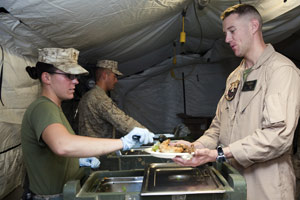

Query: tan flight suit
[197,44,300,200]
[78,85,145,138]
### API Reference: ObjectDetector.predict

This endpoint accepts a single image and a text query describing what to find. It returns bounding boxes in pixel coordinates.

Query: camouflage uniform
[78,85,144,138]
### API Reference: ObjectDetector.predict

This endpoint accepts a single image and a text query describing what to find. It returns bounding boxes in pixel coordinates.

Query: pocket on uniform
[265,93,285,124]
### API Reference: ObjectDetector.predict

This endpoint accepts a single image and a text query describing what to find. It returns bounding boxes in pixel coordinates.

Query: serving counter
[63,162,246,200]
[98,147,173,171]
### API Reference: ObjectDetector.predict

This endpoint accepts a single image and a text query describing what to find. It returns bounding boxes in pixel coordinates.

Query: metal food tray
[90,176,143,193]
[141,163,226,196]
[116,146,151,157]
[63,163,247,200]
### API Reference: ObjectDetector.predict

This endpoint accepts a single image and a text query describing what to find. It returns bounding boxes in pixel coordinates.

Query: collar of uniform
[249,44,275,71]
[95,85,106,93]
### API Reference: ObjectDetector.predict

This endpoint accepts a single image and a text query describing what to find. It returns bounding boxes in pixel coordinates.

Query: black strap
[0,45,4,106]
[0,143,21,154]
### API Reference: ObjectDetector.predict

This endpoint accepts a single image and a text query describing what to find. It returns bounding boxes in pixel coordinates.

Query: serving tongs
[132,134,167,146]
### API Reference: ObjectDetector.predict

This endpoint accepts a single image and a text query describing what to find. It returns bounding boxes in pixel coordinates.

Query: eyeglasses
[50,72,80,80]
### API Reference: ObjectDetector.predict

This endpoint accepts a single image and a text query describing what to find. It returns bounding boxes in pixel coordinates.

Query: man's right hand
[121,127,155,150]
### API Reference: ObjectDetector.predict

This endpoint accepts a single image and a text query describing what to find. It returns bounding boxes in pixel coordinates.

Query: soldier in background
[78,60,147,139]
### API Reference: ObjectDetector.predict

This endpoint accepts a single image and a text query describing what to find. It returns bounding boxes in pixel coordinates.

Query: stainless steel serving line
[63,162,246,200]
[140,163,225,196]
[98,146,173,171]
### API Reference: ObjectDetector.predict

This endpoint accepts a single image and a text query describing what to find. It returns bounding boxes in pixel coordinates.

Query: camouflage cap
[38,48,89,75]
[96,60,123,76]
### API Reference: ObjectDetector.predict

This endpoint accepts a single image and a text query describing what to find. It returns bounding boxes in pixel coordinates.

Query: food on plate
[152,139,195,153]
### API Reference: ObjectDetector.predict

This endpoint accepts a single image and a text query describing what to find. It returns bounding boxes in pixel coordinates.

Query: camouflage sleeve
[97,91,145,134]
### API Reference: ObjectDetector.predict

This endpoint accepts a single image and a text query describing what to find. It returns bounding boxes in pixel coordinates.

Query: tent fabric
[0,122,25,199]
[113,54,240,133]
[0,47,36,198]
[0,47,39,124]
[0,1,299,75]
[0,0,193,60]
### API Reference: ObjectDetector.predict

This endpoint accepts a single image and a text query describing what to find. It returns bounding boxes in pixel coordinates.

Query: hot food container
[99,146,172,171]
[63,162,246,200]
[141,163,225,196]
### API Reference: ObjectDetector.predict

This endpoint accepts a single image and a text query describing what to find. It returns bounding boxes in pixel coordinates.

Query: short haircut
[94,67,111,81]
[220,4,262,30]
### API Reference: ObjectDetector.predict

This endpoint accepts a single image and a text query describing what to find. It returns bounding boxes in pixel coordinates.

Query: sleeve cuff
[229,142,254,168]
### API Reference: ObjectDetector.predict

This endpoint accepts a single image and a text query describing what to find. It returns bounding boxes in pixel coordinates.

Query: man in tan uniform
[173,4,300,200]
[78,60,146,138]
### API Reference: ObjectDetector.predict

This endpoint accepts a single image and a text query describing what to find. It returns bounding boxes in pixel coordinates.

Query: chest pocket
[239,80,262,113]
[264,93,285,124]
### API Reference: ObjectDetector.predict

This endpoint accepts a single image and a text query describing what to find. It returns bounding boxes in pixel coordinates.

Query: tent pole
[182,72,186,115]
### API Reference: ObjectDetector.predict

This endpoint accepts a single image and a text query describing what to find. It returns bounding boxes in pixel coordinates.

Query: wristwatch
[216,146,227,162]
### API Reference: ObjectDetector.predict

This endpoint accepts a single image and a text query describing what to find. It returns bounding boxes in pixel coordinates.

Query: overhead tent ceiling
[0,0,300,76]
[0,0,299,128]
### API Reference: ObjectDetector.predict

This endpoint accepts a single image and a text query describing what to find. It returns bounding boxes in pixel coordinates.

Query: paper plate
[144,147,193,160]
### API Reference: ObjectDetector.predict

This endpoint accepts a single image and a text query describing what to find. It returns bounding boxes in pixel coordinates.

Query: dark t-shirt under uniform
[21,96,83,195]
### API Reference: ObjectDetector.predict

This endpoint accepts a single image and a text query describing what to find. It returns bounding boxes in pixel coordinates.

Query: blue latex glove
[121,127,155,151]
[79,157,100,168]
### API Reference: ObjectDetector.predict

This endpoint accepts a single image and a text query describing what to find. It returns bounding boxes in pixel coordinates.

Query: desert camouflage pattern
[78,86,144,138]
[38,48,89,75]
[96,60,123,76]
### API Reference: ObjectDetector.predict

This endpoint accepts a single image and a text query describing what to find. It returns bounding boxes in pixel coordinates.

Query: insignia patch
[225,80,240,101]
[242,80,257,91]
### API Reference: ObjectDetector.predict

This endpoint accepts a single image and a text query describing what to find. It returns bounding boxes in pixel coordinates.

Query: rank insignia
[225,80,240,101]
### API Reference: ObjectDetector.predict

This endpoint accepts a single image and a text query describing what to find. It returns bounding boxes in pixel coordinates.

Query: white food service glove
[79,157,100,168]
[121,127,155,151]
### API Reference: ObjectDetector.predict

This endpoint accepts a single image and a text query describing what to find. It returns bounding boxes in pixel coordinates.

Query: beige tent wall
[0,47,38,199]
